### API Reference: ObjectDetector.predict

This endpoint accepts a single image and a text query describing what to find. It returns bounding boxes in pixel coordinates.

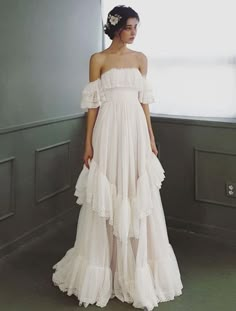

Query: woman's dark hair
[104,5,140,40]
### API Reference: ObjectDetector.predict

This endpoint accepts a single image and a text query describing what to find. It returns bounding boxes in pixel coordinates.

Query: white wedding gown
[52,67,183,310]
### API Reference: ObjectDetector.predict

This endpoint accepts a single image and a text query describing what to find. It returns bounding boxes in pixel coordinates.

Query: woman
[52,5,183,310]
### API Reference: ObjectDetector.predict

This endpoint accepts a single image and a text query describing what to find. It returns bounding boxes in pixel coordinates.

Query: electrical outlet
[225,182,236,197]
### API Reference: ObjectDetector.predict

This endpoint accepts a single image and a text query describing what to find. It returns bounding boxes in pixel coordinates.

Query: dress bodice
[80,67,155,109]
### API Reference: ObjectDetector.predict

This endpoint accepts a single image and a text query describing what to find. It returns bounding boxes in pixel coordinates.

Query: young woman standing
[52,5,183,310]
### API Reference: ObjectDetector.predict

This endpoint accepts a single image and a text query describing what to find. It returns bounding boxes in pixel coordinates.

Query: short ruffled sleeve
[80,79,105,109]
[138,76,155,104]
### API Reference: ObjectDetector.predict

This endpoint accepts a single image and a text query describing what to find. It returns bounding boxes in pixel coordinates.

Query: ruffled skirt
[52,95,183,310]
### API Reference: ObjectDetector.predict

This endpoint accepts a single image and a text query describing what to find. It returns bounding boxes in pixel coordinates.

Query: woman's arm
[139,53,158,156]
[83,53,103,168]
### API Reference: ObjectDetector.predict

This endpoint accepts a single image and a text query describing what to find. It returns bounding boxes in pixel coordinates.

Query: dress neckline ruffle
[100,67,142,79]
[80,67,155,109]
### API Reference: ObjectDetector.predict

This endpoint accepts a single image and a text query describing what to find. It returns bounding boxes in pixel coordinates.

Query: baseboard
[167,216,236,248]
[0,207,79,259]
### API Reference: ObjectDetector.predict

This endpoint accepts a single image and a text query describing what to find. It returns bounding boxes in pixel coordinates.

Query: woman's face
[117,17,139,44]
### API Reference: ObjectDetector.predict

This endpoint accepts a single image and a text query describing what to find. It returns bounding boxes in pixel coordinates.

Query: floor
[0,219,236,311]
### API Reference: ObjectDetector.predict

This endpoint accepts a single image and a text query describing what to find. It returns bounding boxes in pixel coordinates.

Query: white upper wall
[102,0,236,118]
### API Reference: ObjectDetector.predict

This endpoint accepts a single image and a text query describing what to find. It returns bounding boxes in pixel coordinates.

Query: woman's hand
[83,143,93,169]
[150,138,158,156]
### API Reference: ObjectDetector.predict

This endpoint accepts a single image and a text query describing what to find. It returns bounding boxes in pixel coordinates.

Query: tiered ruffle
[52,194,183,310]
[52,250,112,308]
[74,151,165,241]
[53,244,182,310]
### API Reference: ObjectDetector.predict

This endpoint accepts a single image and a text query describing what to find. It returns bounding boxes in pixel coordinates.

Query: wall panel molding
[1,114,235,136]
[151,114,236,129]
[194,147,236,208]
[35,140,71,204]
[0,157,15,221]
[0,113,84,135]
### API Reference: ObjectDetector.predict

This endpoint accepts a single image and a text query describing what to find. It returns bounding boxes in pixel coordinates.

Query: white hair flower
[108,13,122,26]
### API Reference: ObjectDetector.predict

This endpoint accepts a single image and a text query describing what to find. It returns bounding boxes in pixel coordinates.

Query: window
[101,0,236,118]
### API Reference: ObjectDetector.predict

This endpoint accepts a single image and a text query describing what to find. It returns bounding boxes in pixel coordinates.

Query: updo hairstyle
[104,5,140,40]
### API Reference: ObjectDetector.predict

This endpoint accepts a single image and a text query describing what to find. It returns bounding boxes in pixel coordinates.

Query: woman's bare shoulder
[89,52,106,81]
[127,50,147,65]
[135,51,147,63]
[90,52,106,66]
[132,51,148,75]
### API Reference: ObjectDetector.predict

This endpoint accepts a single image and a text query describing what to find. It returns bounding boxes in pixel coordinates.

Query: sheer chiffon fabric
[52,68,183,310]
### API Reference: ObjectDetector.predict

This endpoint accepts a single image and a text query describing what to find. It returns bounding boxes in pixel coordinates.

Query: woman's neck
[107,37,128,54]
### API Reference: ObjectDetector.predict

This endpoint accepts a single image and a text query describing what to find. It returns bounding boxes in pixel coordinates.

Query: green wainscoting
[152,114,236,246]
[0,115,86,257]
[0,0,102,257]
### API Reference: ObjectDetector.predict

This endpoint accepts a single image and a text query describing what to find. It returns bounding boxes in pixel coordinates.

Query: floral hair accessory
[108,13,122,26]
